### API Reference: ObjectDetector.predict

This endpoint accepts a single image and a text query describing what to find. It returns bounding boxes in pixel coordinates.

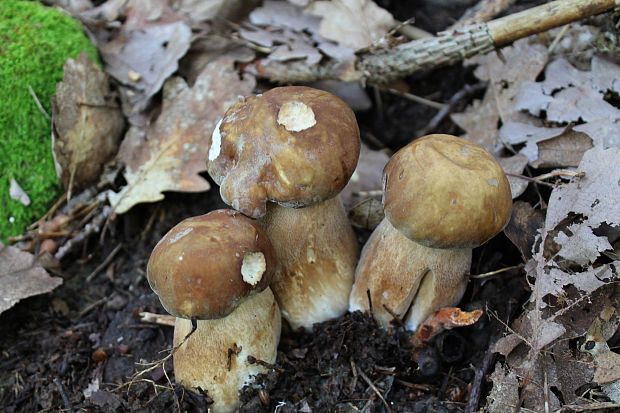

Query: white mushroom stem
[260,196,359,330]
[173,288,281,413]
[349,218,471,331]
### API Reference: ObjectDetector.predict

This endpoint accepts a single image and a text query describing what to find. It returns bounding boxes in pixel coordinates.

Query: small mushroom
[349,134,512,331]
[208,86,360,330]
[147,210,281,413]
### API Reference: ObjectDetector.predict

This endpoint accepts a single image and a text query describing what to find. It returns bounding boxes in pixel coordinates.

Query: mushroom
[349,134,512,331]
[208,86,360,330]
[147,209,281,413]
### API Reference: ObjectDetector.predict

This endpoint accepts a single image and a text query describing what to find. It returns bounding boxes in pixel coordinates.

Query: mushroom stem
[174,288,281,413]
[349,218,471,331]
[261,196,359,330]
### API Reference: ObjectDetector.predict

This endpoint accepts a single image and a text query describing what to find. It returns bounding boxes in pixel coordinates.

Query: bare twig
[53,377,73,413]
[357,367,392,413]
[469,264,524,279]
[85,243,123,282]
[252,0,617,83]
[418,82,487,136]
[140,312,176,327]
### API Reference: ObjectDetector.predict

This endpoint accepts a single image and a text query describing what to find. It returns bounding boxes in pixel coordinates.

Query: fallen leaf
[452,40,548,151]
[52,53,124,195]
[496,154,529,198]
[306,0,395,50]
[249,0,320,32]
[108,53,256,214]
[515,57,620,123]
[349,198,384,230]
[503,201,544,261]
[486,363,520,413]
[411,307,483,347]
[93,5,192,124]
[9,178,30,206]
[340,143,389,208]
[0,244,63,315]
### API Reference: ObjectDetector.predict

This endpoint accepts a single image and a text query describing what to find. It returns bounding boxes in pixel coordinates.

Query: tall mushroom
[208,86,360,330]
[349,134,512,331]
[147,209,281,413]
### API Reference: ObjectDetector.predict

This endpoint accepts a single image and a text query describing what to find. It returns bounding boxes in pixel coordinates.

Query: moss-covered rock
[0,0,99,239]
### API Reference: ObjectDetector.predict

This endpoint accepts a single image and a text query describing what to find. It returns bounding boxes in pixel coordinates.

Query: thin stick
[85,243,123,282]
[379,86,445,110]
[140,312,176,327]
[53,377,73,413]
[357,367,392,413]
[28,85,51,121]
[451,0,517,29]
[252,0,617,83]
[469,264,524,279]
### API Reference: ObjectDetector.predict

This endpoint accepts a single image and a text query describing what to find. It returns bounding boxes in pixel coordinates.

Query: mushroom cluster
[147,210,281,413]
[349,134,512,331]
[146,86,514,410]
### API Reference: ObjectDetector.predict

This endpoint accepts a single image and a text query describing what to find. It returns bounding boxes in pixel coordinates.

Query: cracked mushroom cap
[147,209,277,319]
[383,134,512,249]
[207,86,360,218]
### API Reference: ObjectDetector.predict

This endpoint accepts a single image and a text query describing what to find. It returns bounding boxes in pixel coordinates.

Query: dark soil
[0,1,546,412]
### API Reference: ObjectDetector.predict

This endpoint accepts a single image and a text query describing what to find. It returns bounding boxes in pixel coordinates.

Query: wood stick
[139,311,176,327]
[252,0,618,83]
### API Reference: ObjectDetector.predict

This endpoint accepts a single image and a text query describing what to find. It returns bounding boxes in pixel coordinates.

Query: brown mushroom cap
[207,86,360,218]
[146,209,277,319]
[383,134,512,249]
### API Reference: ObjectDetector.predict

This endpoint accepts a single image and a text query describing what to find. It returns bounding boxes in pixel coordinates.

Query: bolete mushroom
[349,134,512,331]
[208,86,360,330]
[147,209,281,413]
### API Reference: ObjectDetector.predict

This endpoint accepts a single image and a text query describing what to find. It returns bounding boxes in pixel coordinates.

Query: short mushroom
[208,86,360,330]
[147,209,281,413]
[349,134,512,331]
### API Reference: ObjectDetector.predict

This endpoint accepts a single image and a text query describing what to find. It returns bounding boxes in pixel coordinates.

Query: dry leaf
[93,5,192,124]
[108,53,256,214]
[9,178,30,206]
[496,154,529,198]
[412,307,483,347]
[52,53,124,194]
[0,244,63,314]
[515,57,620,123]
[340,143,389,208]
[306,0,395,50]
[503,201,544,261]
[486,363,520,413]
[349,198,384,230]
[452,40,548,151]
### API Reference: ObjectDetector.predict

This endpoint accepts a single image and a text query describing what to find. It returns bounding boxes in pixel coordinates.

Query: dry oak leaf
[306,0,395,50]
[515,57,620,123]
[52,53,124,195]
[95,5,192,123]
[0,244,63,315]
[108,55,256,214]
[451,39,548,151]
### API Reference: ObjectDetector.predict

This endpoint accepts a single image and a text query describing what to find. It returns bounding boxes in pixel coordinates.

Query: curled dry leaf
[52,53,124,195]
[411,307,483,347]
[0,243,63,315]
[108,53,256,214]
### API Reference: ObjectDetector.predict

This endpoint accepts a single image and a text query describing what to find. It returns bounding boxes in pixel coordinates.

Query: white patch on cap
[208,118,223,161]
[241,252,266,286]
[277,101,316,132]
[168,227,193,244]
[487,178,499,187]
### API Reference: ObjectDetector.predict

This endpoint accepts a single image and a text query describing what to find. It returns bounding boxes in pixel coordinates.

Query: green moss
[0,0,99,239]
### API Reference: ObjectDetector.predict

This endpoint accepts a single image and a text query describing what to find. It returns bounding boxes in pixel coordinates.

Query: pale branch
[251,0,619,83]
